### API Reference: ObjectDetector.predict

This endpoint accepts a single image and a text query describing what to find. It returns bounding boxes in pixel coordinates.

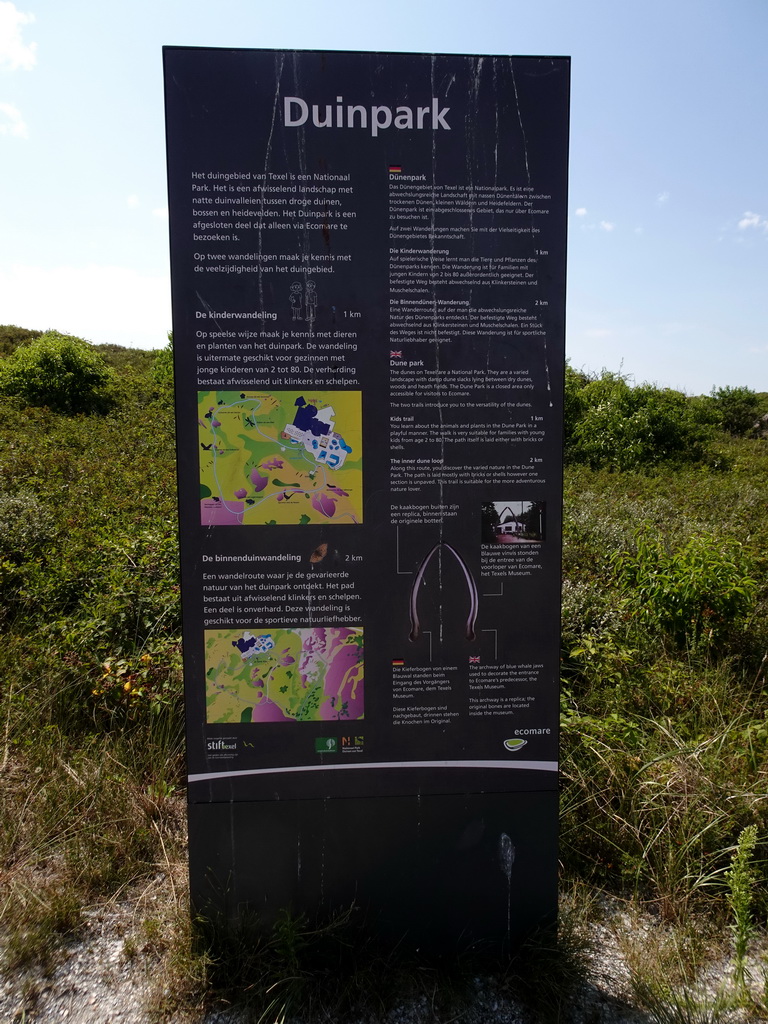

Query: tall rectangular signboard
[164,47,569,949]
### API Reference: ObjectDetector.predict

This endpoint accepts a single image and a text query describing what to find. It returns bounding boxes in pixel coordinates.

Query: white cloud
[0,99,26,136]
[599,220,615,232]
[126,194,140,208]
[0,2,36,71]
[634,226,644,234]
[738,211,768,231]
[575,207,587,217]
[656,191,670,205]
[152,206,169,219]
[0,263,171,349]
[582,328,613,338]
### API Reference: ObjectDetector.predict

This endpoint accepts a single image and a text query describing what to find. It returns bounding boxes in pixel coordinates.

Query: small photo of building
[481,500,546,544]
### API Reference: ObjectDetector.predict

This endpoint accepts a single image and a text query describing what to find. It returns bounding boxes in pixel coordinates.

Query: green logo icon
[504,738,527,752]
[315,737,338,753]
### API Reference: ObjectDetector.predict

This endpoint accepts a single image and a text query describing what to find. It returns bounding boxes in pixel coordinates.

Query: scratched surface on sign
[165,48,569,802]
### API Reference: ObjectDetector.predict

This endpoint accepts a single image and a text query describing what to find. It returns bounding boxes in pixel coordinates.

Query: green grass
[0,339,185,988]
[3,338,768,1017]
[560,439,768,921]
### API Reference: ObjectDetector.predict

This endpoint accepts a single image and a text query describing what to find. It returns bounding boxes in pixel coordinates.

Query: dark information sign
[164,47,569,948]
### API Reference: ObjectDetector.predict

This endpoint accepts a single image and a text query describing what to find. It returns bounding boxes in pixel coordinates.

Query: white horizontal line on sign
[188,760,559,784]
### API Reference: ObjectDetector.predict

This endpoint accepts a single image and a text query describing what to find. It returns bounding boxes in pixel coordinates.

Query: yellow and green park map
[198,390,363,525]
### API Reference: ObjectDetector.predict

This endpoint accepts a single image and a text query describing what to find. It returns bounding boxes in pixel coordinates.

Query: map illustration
[205,626,364,723]
[199,390,362,525]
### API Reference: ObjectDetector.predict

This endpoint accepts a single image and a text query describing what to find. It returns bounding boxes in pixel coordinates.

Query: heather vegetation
[2,334,768,1020]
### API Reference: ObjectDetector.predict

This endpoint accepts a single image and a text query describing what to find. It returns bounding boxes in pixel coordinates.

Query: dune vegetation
[1,327,768,1020]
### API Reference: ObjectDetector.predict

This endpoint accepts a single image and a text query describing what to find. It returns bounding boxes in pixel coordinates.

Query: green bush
[563,363,589,449]
[565,369,711,470]
[0,490,55,563]
[93,343,158,374]
[148,335,175,408]
[613,527,757,651]
[0,490,57,622]
[151,334,174,386]
[707,385,761,437]
[0,330,113,414]
[0,323,43,357]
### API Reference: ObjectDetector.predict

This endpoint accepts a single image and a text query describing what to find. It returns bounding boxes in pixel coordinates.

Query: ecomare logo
[504,738,527,752]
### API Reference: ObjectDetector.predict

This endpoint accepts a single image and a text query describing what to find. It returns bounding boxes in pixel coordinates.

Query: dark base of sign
[188,790,557,954]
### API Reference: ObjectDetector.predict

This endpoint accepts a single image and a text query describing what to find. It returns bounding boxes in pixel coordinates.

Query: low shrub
[0,330,113,414]
[565,368,712,470]
[613,528,757,652]
[707,385,762,437]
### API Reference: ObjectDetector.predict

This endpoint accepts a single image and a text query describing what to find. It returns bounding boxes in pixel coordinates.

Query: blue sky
[1,0,765,395]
